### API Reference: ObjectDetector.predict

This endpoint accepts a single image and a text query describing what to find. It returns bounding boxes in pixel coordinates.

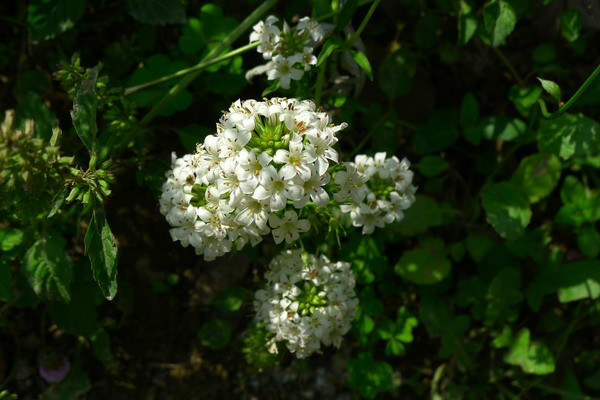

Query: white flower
[273,135,316,180]
[294,169,330,208]
[268,210,310,244]
[254,250,357,358]
[253,165,303,211]
[267,55,304,89]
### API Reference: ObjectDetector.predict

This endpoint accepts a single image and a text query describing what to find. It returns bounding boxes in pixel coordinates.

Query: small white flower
[253,165,303,211]
[268,210,310,244]
[273,135,317,181]
[267,55,304,89]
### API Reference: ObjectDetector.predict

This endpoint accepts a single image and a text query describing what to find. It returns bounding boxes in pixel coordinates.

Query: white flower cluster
[254,249,358,358]
[249,16,329,88]
[159,97,347,261]
[333,153,417,234]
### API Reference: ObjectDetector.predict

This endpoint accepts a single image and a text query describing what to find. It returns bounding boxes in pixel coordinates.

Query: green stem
[345,0,381,48]
[538,63,600,119]
[491,47,525,87]
[140,0,279,126]
[125,42,259,96]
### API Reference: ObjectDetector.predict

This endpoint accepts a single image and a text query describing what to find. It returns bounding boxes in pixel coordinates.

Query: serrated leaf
[22,230,73,302]
[483,0,517,47]
[126,0,186,25]
[481,181,531,240]
[538,113,600,160]
[350,49,373,80]
[538,78,561,104]
[28,0,86,43]
[70,67,98,156]
[85,209,118,300]
[510,153,561,203]
[503,328,555,375]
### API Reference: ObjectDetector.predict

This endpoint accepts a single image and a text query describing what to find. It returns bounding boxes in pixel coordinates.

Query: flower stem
[345,0,381,48]
[537,63,600,119]
[140,0,279,126]
[491,46,525,87]
[124,42,259,96]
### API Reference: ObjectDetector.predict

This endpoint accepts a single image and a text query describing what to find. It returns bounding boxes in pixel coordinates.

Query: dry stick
[140,0,279,126]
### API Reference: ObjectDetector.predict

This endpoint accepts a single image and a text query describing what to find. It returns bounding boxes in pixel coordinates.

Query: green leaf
[503,328,555,374]
[419,294,470,359]
[348,352,394,399]
[91,328,117,367]
[213,287,246,311]
[415,108,459,154]
[417,155,449,177]
[126,0,186,25]
[0,228,24,252]
[70,67,98,156]
[85,209,118,300]
[560,9,582,43]
[317,37,343,67]
[459,92,479,128]
[336,0,358,30]
[465,233,493,263]
[465,116,526,145]
[378,48,416,100]
[510,153,561,203]
[484,268,523,327]
[481,181,531,240]
[415,14,440,49]
[531,42,556,64]
[198,318,232,350]
[391,195,444,236]
[538,78,562,104]
[395,238,451,285]
[0,260,12,302]
[509,85,542,116]
[482,0,517,47]
[341,235,388,284]
[578,224,600,259]
[350,49,374,80]
[48,186,68,218]
[50,274,99,337]
[360,286,383,316]
[458,0,478,46]
[15,92,59,141]
[22,230,73,302]
[538,113,600,160]
[28,0,86,43]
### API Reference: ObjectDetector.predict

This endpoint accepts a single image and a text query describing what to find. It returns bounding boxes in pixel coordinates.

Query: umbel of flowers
[159,97,346,261]
[254,249,358,358]
[249,16,330,88]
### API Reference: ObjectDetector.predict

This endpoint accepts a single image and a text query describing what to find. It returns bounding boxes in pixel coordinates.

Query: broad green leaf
[378,48,416,100]
[70,67,98,156]
[336,0,359,30]
[491,325,513,348]
[28,0,86,43]
[22,230,73,302]
[178,5,237,55]
[0,228,24,252]
[481,181,531,240]
[356,312,375,336]
[458,1,477,46]
[47,186,68,218]
[392,195,444,236]
[455,276,486,319]
[85,209,118,300]
[350,49,374,81]
[503,328,555,374]
[560,9,582,43]
[126,0,186,25]
[484,268,523,327]
[91,328,117,367]
[348,352,393,399]
[213,287,247,311]
[417,155,449,177]
[538,113,600,160]
[198,318,232,350]
[0,260,12,302]
[482,0,517,47]
[459,92,479,128]
[50,274,99,337]
[419,294,470,359]
[510,153,561,203]
[466,116,526,145]
[558,279,600,303]
[341,235,388,284]
[509,85,542,116]
[578,224,600,259]
[556,176,600,226]
[538,78,561,104]
[395,238,451,285]
[465,233,493,263]
[317,37,343,67]
[360,287,383,316]
[15,92,59,141]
